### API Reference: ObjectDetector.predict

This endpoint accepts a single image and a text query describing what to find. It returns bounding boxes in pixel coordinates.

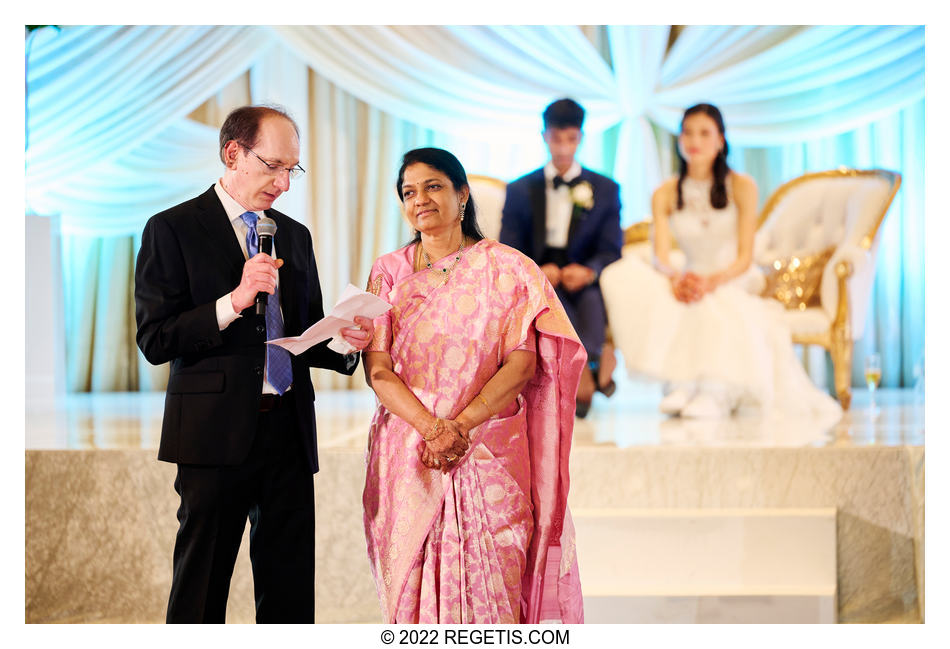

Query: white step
[573,508,837,623]
[583,592,837,623]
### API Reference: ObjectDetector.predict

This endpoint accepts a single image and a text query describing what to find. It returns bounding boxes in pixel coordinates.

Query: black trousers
[165,392,315,623]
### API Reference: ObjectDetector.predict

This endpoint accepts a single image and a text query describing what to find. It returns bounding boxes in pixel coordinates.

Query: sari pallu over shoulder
[362,239,586,623]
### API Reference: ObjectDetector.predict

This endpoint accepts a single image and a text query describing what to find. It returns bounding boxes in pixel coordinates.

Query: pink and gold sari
[363,238,585,624]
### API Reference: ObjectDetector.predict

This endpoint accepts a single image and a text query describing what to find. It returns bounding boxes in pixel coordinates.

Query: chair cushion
[781,306,832,336]
[760,246,835,310]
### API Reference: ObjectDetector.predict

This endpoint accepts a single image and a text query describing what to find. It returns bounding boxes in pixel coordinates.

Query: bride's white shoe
[681,392,730,419]
[659,386,695,415]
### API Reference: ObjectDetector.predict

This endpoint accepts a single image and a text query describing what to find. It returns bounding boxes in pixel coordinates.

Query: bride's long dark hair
[676,103,730,210]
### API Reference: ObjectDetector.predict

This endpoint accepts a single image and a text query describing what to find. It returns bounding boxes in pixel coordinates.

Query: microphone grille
[256,216,277,237]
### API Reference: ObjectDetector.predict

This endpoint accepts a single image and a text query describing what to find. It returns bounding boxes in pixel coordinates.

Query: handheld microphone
[255,216,278,316]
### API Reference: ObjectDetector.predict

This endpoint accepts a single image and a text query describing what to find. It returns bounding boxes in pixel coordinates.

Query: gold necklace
[421,237,466,278]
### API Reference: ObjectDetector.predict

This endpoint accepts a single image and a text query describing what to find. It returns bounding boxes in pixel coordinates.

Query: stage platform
[25,379,924,623]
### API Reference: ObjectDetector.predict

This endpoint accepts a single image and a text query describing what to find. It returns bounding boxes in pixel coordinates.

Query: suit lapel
[192,186,246,279]
[529,170,547,260]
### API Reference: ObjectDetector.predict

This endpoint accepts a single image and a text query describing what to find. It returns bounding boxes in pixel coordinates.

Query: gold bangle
[477,393,493,416]
[422,418,442,441]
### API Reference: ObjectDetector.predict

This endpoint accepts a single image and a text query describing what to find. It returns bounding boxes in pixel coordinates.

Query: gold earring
[459,202,466,221]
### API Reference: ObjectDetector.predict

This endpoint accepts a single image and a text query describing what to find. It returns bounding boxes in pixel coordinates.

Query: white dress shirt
[213,180,284,395]
[543,160,582,248]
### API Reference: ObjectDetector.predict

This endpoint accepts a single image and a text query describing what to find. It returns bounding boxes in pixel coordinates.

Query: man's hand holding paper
[267,283,390,355]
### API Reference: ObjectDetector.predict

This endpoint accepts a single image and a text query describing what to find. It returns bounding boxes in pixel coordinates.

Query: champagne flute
[864,353,882,414]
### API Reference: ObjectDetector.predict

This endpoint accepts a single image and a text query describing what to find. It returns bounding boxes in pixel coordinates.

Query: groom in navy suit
[500,98,622,416]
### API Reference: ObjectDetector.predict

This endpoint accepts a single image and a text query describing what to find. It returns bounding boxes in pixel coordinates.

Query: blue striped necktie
[240,211,293,394]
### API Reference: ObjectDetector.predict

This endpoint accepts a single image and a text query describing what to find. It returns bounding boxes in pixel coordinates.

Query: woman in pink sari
[362,148,585,624]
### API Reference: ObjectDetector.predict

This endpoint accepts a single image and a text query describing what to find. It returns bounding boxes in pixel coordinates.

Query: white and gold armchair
[611,168,900,410]
[754,168,901,409]
[467,174,508,241]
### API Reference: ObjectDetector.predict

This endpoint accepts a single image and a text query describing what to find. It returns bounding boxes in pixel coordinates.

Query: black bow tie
[553,175,581,190]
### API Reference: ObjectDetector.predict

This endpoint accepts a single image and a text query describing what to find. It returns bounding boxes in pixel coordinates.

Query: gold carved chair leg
[830,260,855,410]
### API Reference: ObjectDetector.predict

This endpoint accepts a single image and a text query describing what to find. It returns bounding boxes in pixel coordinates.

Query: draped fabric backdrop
[24,25,924,392]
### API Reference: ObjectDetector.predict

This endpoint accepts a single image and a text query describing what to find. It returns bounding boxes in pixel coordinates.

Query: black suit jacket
[134,186,356,474]
[499,167,622,276]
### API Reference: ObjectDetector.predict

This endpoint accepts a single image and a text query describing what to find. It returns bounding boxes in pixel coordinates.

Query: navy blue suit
[499,167,622,361]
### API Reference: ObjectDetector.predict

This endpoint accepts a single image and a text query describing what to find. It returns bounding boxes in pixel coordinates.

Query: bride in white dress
[604,104,841,419]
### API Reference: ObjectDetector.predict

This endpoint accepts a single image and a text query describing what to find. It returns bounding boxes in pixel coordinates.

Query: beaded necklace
[421,237,466,278]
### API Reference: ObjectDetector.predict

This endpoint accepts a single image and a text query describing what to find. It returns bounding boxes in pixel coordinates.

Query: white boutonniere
[570,181,595,210]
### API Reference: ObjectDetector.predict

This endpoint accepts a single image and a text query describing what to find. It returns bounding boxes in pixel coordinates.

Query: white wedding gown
[603,176,841,418]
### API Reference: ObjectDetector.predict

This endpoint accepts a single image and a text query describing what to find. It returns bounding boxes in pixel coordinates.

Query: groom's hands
[540,263,562,288]
[561,263,596,292]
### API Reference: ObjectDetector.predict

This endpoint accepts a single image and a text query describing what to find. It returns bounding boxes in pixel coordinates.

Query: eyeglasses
[240,144,306,180]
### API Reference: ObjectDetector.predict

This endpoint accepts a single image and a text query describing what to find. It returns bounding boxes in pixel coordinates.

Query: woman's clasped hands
[412,410,470,473]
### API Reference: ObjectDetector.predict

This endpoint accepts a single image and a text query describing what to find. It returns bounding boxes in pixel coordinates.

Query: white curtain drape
[27,25,922,234]
[651,25,924,144]
[274,25,622,135]
[26,26,271,197]
[23,25,924,391]
[35,119,220,236]
[607,25,669,222]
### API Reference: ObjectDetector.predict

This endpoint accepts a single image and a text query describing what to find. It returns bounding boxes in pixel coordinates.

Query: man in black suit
[134,105,374,623]
[499,98,622,417]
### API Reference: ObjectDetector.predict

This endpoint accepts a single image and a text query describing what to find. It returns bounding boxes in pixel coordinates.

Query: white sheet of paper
[266,283,391,356]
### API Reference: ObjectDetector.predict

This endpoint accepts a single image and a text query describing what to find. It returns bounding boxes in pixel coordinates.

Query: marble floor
[25,376,925,452]
[24,377,925,623]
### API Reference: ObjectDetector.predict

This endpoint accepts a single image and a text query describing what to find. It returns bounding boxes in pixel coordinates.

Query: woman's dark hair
[676,103,730,210]
[396,147,485,244]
